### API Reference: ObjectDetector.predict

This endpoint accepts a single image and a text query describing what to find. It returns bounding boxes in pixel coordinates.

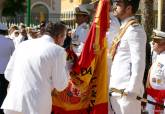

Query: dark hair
[19,24,26,29]
[0,30,8,35]
[123,0,140,14]
[40,21,46,28]
[45,22,67,38]
[67,28,72,32]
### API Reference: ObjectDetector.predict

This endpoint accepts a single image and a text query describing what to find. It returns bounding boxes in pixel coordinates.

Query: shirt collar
[120,16,136,29]
[78,22,87,28]
[42,35,54,43]
[161,51,165,54]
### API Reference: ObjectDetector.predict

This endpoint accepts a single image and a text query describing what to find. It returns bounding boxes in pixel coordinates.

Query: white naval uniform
[72,22,89,56]
[109,16,147,114]
[146,51,165,114]
[1,35,69,114]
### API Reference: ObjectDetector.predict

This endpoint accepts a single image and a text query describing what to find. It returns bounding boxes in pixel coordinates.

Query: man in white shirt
[109,0,147,114]
[0,23,15,114]
[1,22,70,114]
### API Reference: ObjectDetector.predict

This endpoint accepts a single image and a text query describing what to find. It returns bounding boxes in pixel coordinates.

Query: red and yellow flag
[52,0,110,114]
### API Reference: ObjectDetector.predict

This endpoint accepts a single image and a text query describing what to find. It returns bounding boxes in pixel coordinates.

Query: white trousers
[4,110,23,114]
[110,95,141,114]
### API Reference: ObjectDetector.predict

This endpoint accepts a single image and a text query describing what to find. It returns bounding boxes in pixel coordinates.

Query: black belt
[109,88,165,108]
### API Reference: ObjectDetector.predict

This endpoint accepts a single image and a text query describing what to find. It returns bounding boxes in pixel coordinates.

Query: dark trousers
[0,74,9,114]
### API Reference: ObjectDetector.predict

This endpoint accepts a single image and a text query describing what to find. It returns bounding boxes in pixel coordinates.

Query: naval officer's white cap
[152,29,165,40]
[75,5,90,15]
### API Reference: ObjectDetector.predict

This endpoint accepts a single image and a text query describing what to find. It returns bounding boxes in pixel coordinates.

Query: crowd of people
[0,0,165,114]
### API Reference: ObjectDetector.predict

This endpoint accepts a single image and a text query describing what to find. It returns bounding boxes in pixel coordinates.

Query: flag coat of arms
[52,0,110,114]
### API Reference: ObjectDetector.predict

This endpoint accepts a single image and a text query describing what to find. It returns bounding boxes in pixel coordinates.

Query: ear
[55,35,61,42]
[126,5,132,14]
[126,5,131,10]
[53,36,59,44]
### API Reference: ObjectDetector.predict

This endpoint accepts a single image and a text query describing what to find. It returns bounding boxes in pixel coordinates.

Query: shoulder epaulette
[132,22,140,27]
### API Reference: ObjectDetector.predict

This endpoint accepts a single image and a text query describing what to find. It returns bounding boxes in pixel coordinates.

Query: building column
[162,0,165,31]
[157,0,163,30]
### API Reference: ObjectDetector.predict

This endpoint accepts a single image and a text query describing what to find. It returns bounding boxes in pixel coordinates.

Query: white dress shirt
[149,51,165,90]
[1,35,69,114]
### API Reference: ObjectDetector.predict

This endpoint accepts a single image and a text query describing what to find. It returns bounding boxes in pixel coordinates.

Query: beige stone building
[31,0,92,24]
[0,0,163,28]
[61,0,93,13]
[31,0,61,22]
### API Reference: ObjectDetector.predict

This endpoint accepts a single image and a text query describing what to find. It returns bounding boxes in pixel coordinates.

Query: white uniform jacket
[149,51,165,90]
[73,22,89,43]
[1,35,69,114]
[72,22,89,55]
[110,16,147,96]
[146,52,165,114]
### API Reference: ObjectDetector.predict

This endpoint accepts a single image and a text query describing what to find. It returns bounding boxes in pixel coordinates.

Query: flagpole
[26,0,31,27]
[157,0,163,30]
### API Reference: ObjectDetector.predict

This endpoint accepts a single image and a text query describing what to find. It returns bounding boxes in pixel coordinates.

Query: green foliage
[2,0,25,16]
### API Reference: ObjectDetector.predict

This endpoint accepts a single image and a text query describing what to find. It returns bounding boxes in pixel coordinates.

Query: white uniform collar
[77,22,87,29]
[120,16,136,29]
[42,35,54,43]
[160,51,165,55]
[156,51,165,56]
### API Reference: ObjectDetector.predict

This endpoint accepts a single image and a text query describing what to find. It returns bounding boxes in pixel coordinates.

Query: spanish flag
[52,0,110,114]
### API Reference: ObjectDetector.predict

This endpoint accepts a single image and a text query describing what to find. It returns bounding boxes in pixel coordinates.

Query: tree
[141,0,154,40]
[162,1,165,31]
[0,0,5,16]
[2,0,25,16]
[140,0,154,93]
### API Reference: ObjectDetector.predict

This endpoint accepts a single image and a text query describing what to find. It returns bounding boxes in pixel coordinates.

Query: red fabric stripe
[52,103,108,114]
[146,87,165,114]
[72,23,96,73]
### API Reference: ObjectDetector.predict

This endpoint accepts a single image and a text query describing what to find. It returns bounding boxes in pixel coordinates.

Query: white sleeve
[79,28,89,43]
[126,25,147,94]
[52,49,70,91]
[4,50,16,82]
